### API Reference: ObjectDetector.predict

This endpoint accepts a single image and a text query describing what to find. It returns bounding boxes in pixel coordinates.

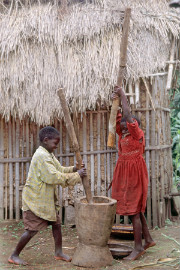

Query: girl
[111,86,155,260]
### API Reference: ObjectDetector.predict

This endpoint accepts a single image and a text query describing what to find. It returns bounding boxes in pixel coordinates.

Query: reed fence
[0,75,173,228]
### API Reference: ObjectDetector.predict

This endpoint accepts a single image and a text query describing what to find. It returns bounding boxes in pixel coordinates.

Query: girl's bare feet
[144,241,156,250]
[123,249,145,260]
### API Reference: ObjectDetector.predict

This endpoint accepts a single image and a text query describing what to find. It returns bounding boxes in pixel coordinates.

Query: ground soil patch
[0,219,179,270]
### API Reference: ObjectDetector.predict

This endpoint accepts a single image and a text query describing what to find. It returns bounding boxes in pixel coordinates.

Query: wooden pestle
[107,8,131,148]
[57,88,93,204]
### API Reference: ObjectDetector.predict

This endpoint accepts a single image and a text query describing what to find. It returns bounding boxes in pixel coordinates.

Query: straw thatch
[0,0,179,124]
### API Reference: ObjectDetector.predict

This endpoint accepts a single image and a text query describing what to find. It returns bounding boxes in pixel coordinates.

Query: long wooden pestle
[107,8,131,148]
[57,88,93,204]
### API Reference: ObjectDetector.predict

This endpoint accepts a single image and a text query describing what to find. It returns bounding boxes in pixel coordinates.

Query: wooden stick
[5,123,8,220]
[97,110,101,196]
[59,119,63,221]
[9,118,13,220]
[107,8,131,148]
[82,114,87,197]
[0,117,4,219]
[151,80,157,228]
[57,88,93,203]
[102,113,107,196]
[166,37,175,90]
[90,112,94,196]
[15,119,20,221]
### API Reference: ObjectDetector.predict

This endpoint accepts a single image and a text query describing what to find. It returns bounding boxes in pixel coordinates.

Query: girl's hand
[111,86,123,99]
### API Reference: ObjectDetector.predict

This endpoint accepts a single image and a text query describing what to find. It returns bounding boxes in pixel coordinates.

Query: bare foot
[54,252,72,262]
[123,249,145,260]
[144,241,156,250]
[8,255,28,265]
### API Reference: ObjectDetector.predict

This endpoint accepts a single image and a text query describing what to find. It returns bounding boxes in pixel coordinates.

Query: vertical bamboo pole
[155,78,160,227]
[107,112,111,197]
[5,123,8,220]
[9,118,13,219]
[151,80,157,228]
[59,119,63,220]
[0,117,4,219]
[161,106,168,220]
[54,118,58,156]
[57,89,92,203]
[26,120,30,178]
[107,8,131,148]
[145,80,151,228]
[97,111,101,196]
[166,37,175,90]
[165,39,175,220]
[90,112,95,196]
[21,121,24,185]
[115,125,120,224]
[64,131,70,224]
[102,113,107,196]
[15,119,20,221]
[159,77,165,226]
[72,114,78,196]
[165,84,172,220]
[83,114,87,197]
[37,125,40,148]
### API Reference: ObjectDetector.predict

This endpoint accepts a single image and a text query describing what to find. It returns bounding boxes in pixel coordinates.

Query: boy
[8,126,87,265]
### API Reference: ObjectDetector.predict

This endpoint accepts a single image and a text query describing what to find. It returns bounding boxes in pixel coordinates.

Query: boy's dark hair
[121,115,141,126]
[39,126,60,142]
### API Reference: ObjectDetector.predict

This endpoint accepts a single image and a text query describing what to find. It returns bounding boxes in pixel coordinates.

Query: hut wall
[0,75,173,228]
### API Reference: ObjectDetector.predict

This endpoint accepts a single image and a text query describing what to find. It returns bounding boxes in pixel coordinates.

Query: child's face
[120,122,128,135]
[43,135,60,153]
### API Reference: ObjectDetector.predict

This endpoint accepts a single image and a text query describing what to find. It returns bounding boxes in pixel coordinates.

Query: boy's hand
[77,167,87,178]
[111,86,123,99]
[73,160,85,172]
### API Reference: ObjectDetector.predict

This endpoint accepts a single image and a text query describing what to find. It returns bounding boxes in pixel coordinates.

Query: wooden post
[15,119,20,221]
[90,112,94,196]
[0,117,4,219]
[57,88,93,203]
[59,119,63,220]
[97,111,101,196]
[151,81,158,228]
[145,80,151,228]
[166,38,175,90]
[107,8,131,148]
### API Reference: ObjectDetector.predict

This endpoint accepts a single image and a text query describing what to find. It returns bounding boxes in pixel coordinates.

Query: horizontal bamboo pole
[0,144,173,163]
[133,107,170,112]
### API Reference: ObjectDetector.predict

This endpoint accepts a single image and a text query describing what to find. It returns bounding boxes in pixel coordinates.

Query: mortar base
[72,242,113,268]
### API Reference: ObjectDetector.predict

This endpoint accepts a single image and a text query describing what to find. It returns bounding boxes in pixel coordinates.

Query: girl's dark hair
[121,115,141,126]
[39,126,60,142]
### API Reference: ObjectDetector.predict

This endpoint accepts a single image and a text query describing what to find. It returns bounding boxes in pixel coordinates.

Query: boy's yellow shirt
[22,146,81,221]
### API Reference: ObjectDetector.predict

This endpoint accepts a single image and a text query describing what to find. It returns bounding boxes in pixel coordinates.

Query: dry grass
[0,0,179,124]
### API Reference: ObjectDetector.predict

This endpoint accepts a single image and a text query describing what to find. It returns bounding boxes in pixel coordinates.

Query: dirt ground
[0,218,179,270]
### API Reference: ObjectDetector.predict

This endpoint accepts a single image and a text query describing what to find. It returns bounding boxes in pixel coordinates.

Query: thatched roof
[0,0,180,124]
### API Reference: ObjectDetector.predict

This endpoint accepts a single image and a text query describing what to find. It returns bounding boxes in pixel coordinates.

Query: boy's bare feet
[8,255,28,265]
[54,252,72,262]
[144,241,156,250]
[123,249,145,260]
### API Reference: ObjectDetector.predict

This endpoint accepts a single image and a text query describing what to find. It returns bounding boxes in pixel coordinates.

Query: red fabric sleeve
[116,112,122,136]
[127,120,144,140]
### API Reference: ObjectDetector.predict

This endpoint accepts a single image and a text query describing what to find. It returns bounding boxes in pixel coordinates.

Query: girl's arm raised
[112,86,133,123]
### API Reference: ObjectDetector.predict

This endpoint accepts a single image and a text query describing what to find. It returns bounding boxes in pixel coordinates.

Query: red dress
[111,113,148,216]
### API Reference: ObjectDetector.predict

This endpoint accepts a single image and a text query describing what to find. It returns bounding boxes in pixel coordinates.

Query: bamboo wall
[0,75,173,228]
